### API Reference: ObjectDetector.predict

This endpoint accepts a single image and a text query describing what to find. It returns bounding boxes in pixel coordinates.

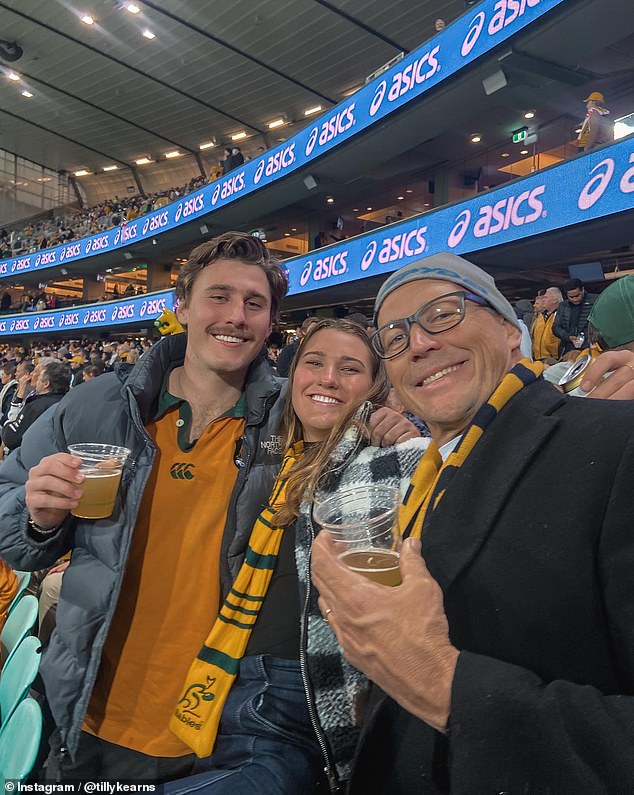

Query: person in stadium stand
[0,364,18,424]
[0,232,290,781]
[312,252,634,795]
[513,298,533,329]
[345,312,374,337]
[221,148,232,175]
[587,275,634,349]
[276,316,321,378]
[229,147,245,170]
[81,364,101,382]
[577,91,612,152]
[5,360,35,421]
[552,277,598,354]
[532,286,562,361]
[0,558,18,635]
[68,355,86,389]
[1,360,71,455]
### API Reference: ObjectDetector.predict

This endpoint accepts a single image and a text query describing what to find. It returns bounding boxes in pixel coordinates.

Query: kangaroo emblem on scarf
[177,677,217,721]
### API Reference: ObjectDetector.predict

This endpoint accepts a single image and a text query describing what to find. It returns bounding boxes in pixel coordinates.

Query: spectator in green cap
[588,275,634,352]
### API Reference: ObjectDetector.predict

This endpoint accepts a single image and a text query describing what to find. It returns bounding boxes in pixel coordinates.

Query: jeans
[164,655,325,794]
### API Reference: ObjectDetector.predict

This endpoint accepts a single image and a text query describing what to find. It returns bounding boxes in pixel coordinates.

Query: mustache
[206,325,253,341]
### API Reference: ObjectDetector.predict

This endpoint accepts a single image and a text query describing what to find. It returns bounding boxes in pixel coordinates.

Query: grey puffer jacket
[0,334,286,761]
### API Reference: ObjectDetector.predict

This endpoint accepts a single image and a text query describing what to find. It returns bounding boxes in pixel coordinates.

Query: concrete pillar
[432,169,450,207]
[146,261,173,293]
[82,274,103,302]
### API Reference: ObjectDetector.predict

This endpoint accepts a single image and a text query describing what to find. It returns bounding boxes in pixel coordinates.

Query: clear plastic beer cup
[68,443,131,519]
[313,485,402,586]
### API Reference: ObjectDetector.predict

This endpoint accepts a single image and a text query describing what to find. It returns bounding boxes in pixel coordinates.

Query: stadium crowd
[0,232,634,791]
[0,175,207,259]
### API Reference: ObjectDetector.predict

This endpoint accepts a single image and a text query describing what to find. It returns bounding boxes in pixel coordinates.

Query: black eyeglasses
[371,291,489,360]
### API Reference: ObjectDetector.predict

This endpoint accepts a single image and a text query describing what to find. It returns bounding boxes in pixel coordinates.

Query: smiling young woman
[275,319,390,527]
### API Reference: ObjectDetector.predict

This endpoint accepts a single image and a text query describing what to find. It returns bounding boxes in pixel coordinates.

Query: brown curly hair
[175,231,288,321]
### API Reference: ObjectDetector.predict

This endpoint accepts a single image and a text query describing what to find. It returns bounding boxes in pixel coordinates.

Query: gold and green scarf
[400,359,544,540]
[169,442,302,757]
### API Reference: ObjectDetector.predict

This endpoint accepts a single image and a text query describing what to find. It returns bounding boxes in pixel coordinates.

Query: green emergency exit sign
[513,127,528,144]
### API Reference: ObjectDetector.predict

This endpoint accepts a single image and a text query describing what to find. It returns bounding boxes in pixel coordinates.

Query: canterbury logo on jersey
[170,462,196,480]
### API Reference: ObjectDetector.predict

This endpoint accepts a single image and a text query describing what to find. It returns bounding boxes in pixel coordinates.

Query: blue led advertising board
[284,138,634,295]
[2,138,632,339]
[0,291,173,338]
[0,0,566,281]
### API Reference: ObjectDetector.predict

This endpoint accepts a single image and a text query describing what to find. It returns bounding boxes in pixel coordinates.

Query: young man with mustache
[0,232,289,780]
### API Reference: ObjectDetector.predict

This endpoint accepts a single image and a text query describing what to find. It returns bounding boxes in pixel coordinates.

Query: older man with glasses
[312,252,634,794]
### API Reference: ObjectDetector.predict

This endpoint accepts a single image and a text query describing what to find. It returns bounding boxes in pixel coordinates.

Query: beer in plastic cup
[68,443,131,519]
[313,485,402,586]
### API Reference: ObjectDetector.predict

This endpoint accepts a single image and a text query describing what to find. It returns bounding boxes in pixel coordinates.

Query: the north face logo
[170,462,196,480]
[260,435,283,455]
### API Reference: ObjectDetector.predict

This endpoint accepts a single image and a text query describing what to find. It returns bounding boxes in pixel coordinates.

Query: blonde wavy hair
[273,319,389,527]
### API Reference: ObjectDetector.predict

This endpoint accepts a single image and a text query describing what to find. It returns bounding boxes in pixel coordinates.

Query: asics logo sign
[11,257,31,273]
[86,235,110,253]
[61,242,82,260]
[143,211,169,235]
[299,251,348,287]
[461,0,542,57]
[211,172,246,206]
[140,297,168,317]
[121,224,138,243]
[254,159,266,185]
[59,313,79,327]
[361,228,427,270]
[305,104,356,156]
[36,316,55,330]
[578,153,634,210]
[254,145,296,184]
[111,304,136,321]
[448,185,546,247]
[12,318,30,332]
[39,251,57,266]
[370,48,440,116]
[183,193,205,218]
[85,308,107,324]
[461,11,486,56]
[305,126,319,157]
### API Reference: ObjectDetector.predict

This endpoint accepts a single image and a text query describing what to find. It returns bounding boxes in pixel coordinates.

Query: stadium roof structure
[0,0,468,172]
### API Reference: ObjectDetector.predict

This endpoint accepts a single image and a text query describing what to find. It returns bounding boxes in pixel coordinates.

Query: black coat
[2,392,65,451]
[0,381,17,423]
[552,293,598,353]
[350,380,634,794]
[275,339,300,378]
